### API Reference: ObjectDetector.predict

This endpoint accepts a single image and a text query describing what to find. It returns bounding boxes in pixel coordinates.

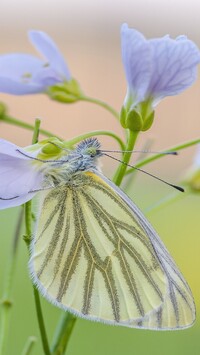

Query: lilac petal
[147,37,200,102]
[0,77,44,94]
[0,192,36,210]
[0,54,42,78]
[0,156,43,197]
[29,30,71,81]
[0,54,45,94]
[32,66,63,87]
[193,145,200,168]
[0,140,44,207]
[0,139,31,159]
[121,24,152,105]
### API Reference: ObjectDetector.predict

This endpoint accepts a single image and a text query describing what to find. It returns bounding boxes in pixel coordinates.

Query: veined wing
[30,171,195,329]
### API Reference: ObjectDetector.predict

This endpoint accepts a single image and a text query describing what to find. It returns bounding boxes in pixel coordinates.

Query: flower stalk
[113,130,139,186]
[51,312,77,355]
[125,137,200,176]
[23,119,51,355]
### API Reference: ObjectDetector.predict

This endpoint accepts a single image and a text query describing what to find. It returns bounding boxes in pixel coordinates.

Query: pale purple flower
[193,145,200,168]
[0,31,71,95]
[0,139,45,209]
[121,23,200,110]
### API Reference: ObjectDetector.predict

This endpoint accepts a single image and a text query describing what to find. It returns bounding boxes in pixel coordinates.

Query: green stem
[113,130,139,186]
[33,288,51,355]
[66,130,125,151]
[0,208,24,355]
[1,115,125,151]
[24,206,50,355]
[1,115,61,139]
[21,336,37,355]
[125,137,200,175]
[24,119,51,355]
[79,96,119,120]
[51,313,77,355]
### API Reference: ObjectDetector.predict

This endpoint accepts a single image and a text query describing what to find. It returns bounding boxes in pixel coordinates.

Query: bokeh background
[0,0,200,354]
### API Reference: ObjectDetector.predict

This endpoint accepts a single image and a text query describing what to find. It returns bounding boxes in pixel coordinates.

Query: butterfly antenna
[101,149,178,155]
[103,153,184,192]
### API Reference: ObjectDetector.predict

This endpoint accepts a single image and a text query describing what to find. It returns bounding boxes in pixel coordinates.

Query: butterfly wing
[30,171,195,329]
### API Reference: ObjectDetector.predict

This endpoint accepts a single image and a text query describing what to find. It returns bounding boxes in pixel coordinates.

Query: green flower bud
[120,106,127,128]
[189,171,200,192]
[142,111,155,131]
[125,109,143,131]
[47,78,83,103]
[184,169,200,193]
[25,137,65,160]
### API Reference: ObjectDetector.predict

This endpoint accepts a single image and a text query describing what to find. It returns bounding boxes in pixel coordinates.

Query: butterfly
[28,137,195,330]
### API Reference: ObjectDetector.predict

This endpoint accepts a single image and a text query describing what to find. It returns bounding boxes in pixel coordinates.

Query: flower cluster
[0,24,200,208]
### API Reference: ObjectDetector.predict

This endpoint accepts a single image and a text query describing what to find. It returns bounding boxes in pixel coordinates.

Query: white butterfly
[16,138,197,329]
[0,138,195,330]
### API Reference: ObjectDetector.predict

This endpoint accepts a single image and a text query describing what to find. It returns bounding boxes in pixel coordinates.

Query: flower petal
[147,36,200,102]
[0,192,36,210]
[0,54,42,78]
[0,140,44,207]
[193,145,200,168]
[29,30,71,81]
[121,24,152,105]
[0,54,45,94]
[0,139,30,158]
[0,77,44,94]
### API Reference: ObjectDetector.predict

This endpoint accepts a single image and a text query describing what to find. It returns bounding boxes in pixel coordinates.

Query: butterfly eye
[85,147,97,157]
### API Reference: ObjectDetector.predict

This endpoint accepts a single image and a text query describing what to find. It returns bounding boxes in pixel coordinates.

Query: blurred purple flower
[0,139,45,209]
[121,23,200,110]
[0,31,71,95]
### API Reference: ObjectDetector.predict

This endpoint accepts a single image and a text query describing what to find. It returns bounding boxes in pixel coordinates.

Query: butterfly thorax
[43,138,103,188]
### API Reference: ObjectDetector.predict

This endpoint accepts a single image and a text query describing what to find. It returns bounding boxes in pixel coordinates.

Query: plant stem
[1,115,61,139]
[66,130,125,151]
[21,336,37,355]
[24,119,51,355]
[79,96,119,120]
[0,208,24,355]
[1,114,125,151]
[33,287,51,355]
[112,130,139,186]
[24,208,51,355]
[125,137,200,175]
[51,312,77,355]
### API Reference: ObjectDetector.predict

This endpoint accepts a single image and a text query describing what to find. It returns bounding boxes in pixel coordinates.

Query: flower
[0,31,71,95]
[0,137,66,209]
[121,23,200,130]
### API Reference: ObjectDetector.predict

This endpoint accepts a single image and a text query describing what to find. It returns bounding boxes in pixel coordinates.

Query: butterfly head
[75,138,103,159]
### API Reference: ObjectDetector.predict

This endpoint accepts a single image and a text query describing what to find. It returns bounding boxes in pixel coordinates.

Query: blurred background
[0,0,200,354]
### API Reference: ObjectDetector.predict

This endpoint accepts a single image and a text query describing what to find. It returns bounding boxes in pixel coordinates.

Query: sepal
[47,78,83,103]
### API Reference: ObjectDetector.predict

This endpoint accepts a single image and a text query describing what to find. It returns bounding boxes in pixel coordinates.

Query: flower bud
[25,137,65,160]
[142,111,155,131]
[120,106,127,128]
[47,79,83,103]
[125,109,143,131]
